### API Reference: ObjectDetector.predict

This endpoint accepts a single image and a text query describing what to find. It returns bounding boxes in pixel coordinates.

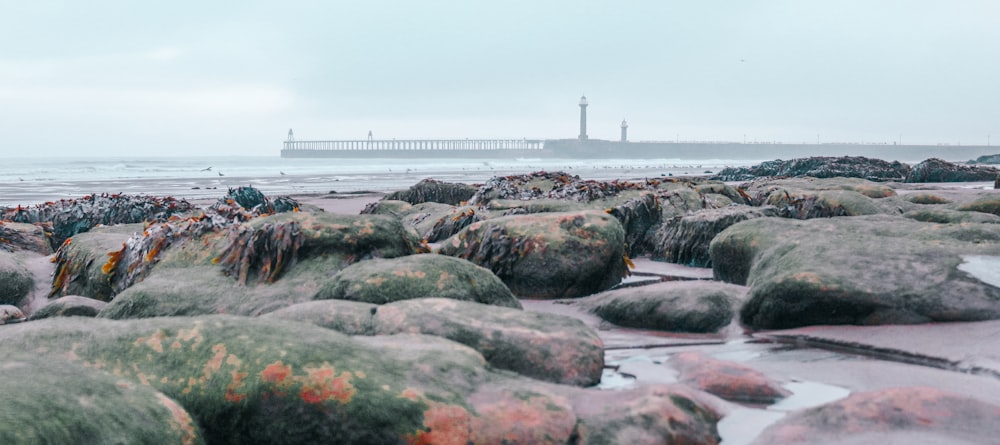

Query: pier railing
[283,139,545,151]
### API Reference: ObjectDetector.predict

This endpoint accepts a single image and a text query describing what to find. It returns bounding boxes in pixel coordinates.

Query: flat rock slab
[760,320,1000,376]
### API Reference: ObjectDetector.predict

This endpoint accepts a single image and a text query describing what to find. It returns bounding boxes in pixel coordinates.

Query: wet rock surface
[713,156,911,182]
[906,157,1000,183]
[671,351,791,404]
[30,295,107,319]
[438,210,628,299]
[650,205,777,266]
[314,253,521,308]
[571,280,745,333]
[711,215,1000,329]
[750,387,1000,445]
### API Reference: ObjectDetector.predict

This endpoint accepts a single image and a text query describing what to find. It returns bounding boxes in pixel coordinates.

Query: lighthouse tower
[620,119,628,143]
[578,95,589,140]
[287,128,295,142]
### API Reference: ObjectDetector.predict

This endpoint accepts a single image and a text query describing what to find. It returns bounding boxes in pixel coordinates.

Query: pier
[282,139,545,152]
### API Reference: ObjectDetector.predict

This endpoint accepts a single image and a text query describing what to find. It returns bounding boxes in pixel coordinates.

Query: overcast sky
[2,1,998,157]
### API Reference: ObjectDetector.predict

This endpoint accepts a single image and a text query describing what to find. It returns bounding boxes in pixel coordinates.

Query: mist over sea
[0,156,760,207]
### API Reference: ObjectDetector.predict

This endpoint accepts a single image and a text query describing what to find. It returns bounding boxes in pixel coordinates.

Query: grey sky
[1,0,998,157]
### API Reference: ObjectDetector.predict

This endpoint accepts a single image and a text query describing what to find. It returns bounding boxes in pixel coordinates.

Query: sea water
[0,156,759,207]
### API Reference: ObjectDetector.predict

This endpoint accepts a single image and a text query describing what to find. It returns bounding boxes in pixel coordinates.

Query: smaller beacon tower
[620,119,628,143]
[287,128,295,142]
[578,95,589,140]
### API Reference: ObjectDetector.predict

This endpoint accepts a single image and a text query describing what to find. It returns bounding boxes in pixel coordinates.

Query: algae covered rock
[650,205,777,267]
[956,195,1000,216]
[751,387,1000,445]
[903,192,952,204]
[0,352,204,445]
[48,225,140,301]
[270,297,602,386]
[671,351,790,404]
[439,210,628,299]
[101,211,427,319]
[375,298,603,386]
[713,156,910,182]
[903,208,1000,224]
[0,221,52,254]
[0,250,33,306]
[905,158,1000,182]
[710,215,1000,329]
[384,178,478,205]
[30,295,108,319]
[314,254,521,308]
[1,193,194,249]
[0,315,722,444]
[574,281,745,333]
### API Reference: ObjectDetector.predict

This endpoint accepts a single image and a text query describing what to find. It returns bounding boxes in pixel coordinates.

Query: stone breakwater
[1,156,999,443]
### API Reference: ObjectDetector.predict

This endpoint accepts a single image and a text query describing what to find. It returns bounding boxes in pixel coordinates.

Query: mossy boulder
[314,254,521,308]
[751,387,1000,445]
[375,298,603,386]
[0,250,33,306]
[649,205,777,267]
[710,215,1000,329]
[101,212,426,319]
[956,196,1000,216]
[671,351,790,404]
[761,188,882,219]
[49,225,141,301]
[363,200,484,242]
[269,297,603,386]
[903,192,952,204]
[438,211,628,299]
[0,316,722,444]
[0,352,204,444]
[905,158,1000,182]
[384,178,478,205]
[0,221,52,254]
[713,156,910,182]
[573,281,745,333]
[31,295,108,319]
[903,208,1000,224]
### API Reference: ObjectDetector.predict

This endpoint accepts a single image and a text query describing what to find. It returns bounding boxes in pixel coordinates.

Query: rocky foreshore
[1,156,999,444]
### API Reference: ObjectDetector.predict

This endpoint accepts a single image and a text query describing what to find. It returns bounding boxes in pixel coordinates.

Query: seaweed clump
[1,194,195,250]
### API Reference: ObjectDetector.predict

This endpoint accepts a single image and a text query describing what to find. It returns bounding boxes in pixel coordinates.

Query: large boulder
[670,351,790,404]
[100,211,425,319]
[0,250,33,306]
[755,187,883,219]
[48,224,140,301]
[313,254,521,309]
[0,316,722,444]
[0,221,52,254]
[572,281,745,333]
[751,387,1000,445]
[712,156,910,182]
[710,215,1000,329]
[903,208,1000,224]
[0,352,204,444]
[439,211,628,299]
[362,200,484,242]
[905,158,1000,182]
[956,195,1000,216]
[383,178,478,205]
[267,298,602,386]
[30,295,108,320]
[649,205,777,267]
